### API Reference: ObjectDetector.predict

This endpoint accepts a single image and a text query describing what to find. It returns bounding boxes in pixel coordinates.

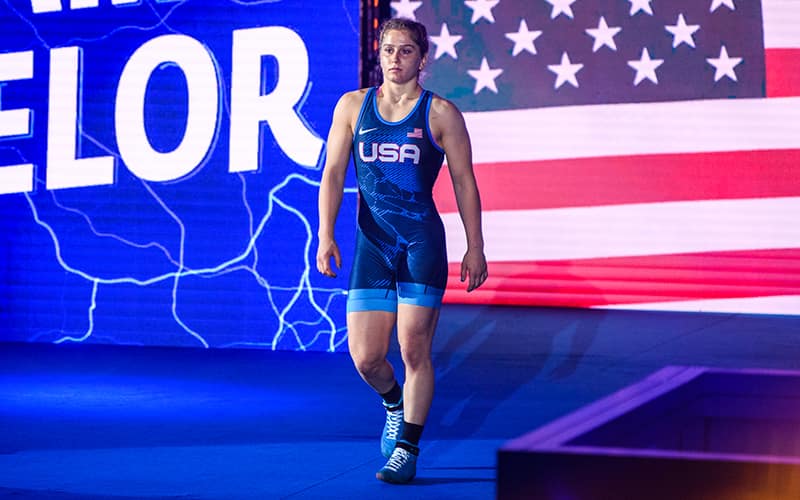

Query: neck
[379,82,421,104]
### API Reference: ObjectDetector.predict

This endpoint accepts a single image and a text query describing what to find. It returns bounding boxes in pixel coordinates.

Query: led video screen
[2,0,798,354]
[0,0,360,350]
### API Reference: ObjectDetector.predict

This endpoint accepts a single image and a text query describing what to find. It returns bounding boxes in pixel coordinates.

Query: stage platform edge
[497,365,800,499]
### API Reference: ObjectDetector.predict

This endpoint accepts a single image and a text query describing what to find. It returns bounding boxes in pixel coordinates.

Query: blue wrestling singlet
[347,87,447,313]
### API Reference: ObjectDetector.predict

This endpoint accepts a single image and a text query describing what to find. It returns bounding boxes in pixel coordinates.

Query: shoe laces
[385,407,403,440]
[385,447,413,472]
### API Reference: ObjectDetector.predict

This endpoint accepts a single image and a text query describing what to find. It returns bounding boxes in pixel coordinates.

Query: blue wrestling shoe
[376,444,418,484]
[381,399,404,458]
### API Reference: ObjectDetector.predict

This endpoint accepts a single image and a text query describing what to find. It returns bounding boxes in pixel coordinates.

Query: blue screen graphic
[0,0,360,351]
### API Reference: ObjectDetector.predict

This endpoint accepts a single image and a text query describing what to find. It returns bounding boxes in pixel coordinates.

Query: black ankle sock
[380,381,403,407]
[397,439,420,456]
[400,421,424,447]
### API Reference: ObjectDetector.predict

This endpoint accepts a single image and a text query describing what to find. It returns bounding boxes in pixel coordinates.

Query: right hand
[316,238,342,278]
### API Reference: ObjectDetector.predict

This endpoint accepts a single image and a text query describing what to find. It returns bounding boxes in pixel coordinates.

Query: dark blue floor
[1,305,799,499]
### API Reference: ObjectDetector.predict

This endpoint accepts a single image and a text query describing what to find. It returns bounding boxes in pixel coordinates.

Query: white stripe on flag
[764,0,800,48]
[602,295,800,316]
[465,97,800,165]
[443,197,800,262]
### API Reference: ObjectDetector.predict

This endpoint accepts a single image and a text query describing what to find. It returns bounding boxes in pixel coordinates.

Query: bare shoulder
[336,89,369,114]
[429,94,463,122]
[429,93,468,143]
[332,88,369,130]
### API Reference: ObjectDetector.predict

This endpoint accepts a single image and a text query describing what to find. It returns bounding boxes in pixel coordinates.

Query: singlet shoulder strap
[419,89,437,121]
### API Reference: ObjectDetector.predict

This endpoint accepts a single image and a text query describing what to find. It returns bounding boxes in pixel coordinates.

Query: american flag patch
[407,128,423,138]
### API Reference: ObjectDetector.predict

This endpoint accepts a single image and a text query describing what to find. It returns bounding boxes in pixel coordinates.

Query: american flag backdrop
[391,0,800,314]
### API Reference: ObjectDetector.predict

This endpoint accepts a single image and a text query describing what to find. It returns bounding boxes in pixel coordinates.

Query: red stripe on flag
[766,49,800,98]
[443,248,800,307]
[434,149,800,212]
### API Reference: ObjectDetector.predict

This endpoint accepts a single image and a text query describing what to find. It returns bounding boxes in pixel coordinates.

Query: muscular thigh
[396,304,440,358]
[347,310,396,362]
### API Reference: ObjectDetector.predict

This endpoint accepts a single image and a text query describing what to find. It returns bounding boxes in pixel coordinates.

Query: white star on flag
[706,45,743,81]
[665,14,700,49]
[430,23,463,60]
[710,0,736,13]
[628,0,653,16]
[627,47,664,85]
[547,52,583,89]
[408,0,793,316]
[545,0,577,20]
[505,19,542,56]
[585,16,621,52]
[390,0,422,20]
[464,0,500,24]
[467,57,504,94]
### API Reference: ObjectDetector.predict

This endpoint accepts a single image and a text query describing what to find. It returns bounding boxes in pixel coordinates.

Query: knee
[351,351,386,379]
[400,342,431,372]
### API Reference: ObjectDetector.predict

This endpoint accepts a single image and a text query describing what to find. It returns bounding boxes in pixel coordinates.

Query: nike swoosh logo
[358,127,378,135]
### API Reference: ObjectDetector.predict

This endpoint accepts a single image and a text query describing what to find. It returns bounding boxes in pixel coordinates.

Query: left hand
[460,248,488,292]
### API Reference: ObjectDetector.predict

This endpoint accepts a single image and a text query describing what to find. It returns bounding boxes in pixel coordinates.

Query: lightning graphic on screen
[23,174,356,351]
[0,0,359,351]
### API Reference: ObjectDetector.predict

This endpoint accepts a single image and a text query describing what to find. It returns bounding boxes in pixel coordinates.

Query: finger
[316,256,325,274]
[461,262,467,282]
[325,258,336,277]
[468,269,488,292]
[317,256,335,277]
[317,255,327,273]
[333,247,342,270]
[467,270,477,292]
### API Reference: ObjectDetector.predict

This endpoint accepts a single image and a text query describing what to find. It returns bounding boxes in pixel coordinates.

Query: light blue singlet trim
[371,87,425,126]
[347,283,445,312]
[398,282,445,309]
[347,289,398,313]
[423,93,444,154]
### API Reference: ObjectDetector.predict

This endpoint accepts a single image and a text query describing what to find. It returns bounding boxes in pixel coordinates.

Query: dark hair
[378,18,429,58]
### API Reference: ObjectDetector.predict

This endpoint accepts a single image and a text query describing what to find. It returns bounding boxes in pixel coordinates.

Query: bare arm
[431,97,488,292]
[316,91,361,277]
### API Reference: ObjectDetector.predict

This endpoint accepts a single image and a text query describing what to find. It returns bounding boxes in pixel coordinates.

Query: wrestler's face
[380,29,425,84]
